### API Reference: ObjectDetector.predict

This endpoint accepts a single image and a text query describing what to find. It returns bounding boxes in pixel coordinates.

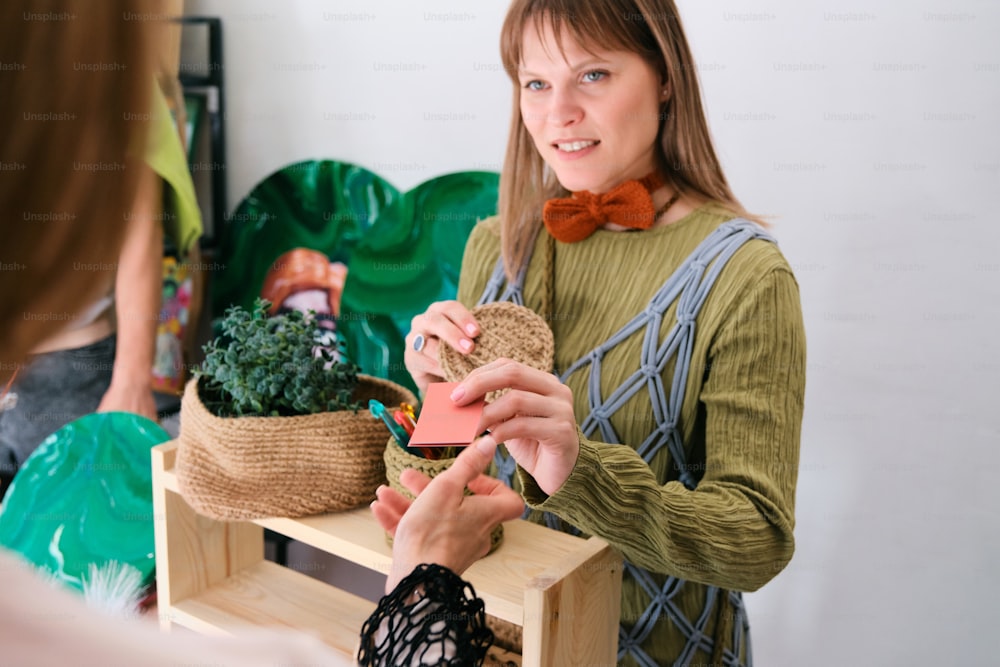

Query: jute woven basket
[383,439,504,554]
[176,375,416,521]
[439,301,554,402]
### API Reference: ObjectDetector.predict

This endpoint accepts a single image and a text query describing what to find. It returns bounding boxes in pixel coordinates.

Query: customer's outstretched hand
[373,438,524,593]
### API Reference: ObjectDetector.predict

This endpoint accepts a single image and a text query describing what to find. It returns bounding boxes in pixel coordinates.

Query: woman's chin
[551,172,613,194]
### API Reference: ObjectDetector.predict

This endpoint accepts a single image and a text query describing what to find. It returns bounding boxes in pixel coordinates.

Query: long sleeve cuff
[516,433,660,538]
[357,564,493,666]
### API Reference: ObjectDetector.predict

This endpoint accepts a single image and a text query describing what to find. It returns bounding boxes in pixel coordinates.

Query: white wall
[183,1,1000,664]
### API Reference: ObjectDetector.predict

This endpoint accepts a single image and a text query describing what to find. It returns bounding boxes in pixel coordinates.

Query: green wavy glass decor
[213,161,499,393]
[0,412,170,592]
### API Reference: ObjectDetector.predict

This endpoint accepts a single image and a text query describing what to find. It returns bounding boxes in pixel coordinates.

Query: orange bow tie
[543,172,665,243]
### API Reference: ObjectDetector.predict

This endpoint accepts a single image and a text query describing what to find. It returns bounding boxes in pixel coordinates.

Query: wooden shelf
[152,440,622,665]
[166,560,375,654]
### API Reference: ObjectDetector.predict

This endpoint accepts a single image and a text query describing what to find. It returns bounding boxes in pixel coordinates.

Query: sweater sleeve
[517,267,806,592]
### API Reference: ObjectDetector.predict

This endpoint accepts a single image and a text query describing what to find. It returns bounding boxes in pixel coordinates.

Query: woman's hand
[373,437,524,594]
[404,300,480,396]
[451,358,579,497]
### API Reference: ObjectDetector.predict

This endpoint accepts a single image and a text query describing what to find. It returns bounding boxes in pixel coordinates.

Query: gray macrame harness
[477,219,775,666]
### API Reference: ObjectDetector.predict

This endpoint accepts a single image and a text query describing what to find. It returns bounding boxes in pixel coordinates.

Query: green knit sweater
[456,204,806,666]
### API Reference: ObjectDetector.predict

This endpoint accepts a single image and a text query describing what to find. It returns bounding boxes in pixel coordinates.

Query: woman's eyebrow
[518,57,615,78]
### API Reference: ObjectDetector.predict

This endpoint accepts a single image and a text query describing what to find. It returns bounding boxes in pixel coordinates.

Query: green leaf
[196,299,363,417]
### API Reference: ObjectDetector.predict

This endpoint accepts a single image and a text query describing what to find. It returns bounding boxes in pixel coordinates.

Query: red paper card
[408,382,485,447]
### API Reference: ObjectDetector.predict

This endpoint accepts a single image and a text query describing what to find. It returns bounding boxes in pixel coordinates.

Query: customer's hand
[451,358,579,497]
[373,437,524,593]
[404,300,480,396]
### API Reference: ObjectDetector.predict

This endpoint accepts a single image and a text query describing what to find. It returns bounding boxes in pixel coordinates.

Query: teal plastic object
[0,412,170,592]
[212,160,499,393]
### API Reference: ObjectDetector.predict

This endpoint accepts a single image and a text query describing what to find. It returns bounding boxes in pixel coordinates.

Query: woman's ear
[660,79,672,103]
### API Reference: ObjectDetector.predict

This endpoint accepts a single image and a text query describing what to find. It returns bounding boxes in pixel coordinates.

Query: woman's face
[518,20,664,194]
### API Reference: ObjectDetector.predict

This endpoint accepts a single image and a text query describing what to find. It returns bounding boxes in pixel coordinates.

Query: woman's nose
[546,87,583,127]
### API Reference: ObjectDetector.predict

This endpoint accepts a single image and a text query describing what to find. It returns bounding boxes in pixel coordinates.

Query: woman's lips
[552,139,599,160]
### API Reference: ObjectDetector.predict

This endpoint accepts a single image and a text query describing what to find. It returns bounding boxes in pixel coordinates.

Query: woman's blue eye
[583,70,608,82]
[523,80,546,91]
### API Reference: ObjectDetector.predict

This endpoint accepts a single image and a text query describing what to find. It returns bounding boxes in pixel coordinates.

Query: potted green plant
[176,299,416,520]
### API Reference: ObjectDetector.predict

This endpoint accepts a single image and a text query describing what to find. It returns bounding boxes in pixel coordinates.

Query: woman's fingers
[474,389,575,450]
[409,301,480,358]
[437,434,497,488]
[371,484,412,534]
[465,472,526,522]
[375,484,412,512]
[480,386,568,424]
[429,300,480,341]
[370,502,399,536]
[445,361,579,496]
[404,301,481,393]
[464,472,509,497]
[451,358,567,405]
[398,467,433,497]
[484,414,573,450]
[444,439,524,539]
[420,336,442,366]
[478,399,581,498]
[392,438,523,533]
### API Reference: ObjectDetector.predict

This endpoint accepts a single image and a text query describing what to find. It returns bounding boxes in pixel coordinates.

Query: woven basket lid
[439,302,554,401]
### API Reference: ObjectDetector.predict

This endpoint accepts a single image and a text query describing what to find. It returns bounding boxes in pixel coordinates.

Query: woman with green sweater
[401,0,806,664]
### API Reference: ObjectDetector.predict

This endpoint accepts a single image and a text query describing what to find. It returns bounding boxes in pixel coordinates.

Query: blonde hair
[497,0,757,280]
[0,1,159,373]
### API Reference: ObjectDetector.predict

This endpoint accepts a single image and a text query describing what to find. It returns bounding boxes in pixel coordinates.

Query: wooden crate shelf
[152,440,622,665]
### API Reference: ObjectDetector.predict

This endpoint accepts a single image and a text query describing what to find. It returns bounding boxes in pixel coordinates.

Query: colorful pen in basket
[369,399,410,449]
[393,410,415,436]
[392,409,442,460]
[399,402,418,422]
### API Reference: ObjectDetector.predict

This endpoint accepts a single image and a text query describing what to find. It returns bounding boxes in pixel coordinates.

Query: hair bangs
[501,0,663,82]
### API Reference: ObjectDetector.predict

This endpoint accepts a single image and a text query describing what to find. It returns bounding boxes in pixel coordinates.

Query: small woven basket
[438,301,554,402]
[383,439,504,554]
[176,375,416,521]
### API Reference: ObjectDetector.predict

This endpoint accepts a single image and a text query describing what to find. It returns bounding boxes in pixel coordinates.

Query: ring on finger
[412,333,427,353]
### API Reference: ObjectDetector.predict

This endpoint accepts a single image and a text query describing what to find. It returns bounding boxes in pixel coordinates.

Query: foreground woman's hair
[0,0,160,373]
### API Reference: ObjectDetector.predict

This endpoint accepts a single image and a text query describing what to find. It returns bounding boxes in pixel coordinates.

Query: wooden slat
[463,520,589,625]
[171,560,371,658]
[257,511,393,577]
[152,442,263,617]
[154,438,178,473]
[521,537,623,667]
[258,509,587,626]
